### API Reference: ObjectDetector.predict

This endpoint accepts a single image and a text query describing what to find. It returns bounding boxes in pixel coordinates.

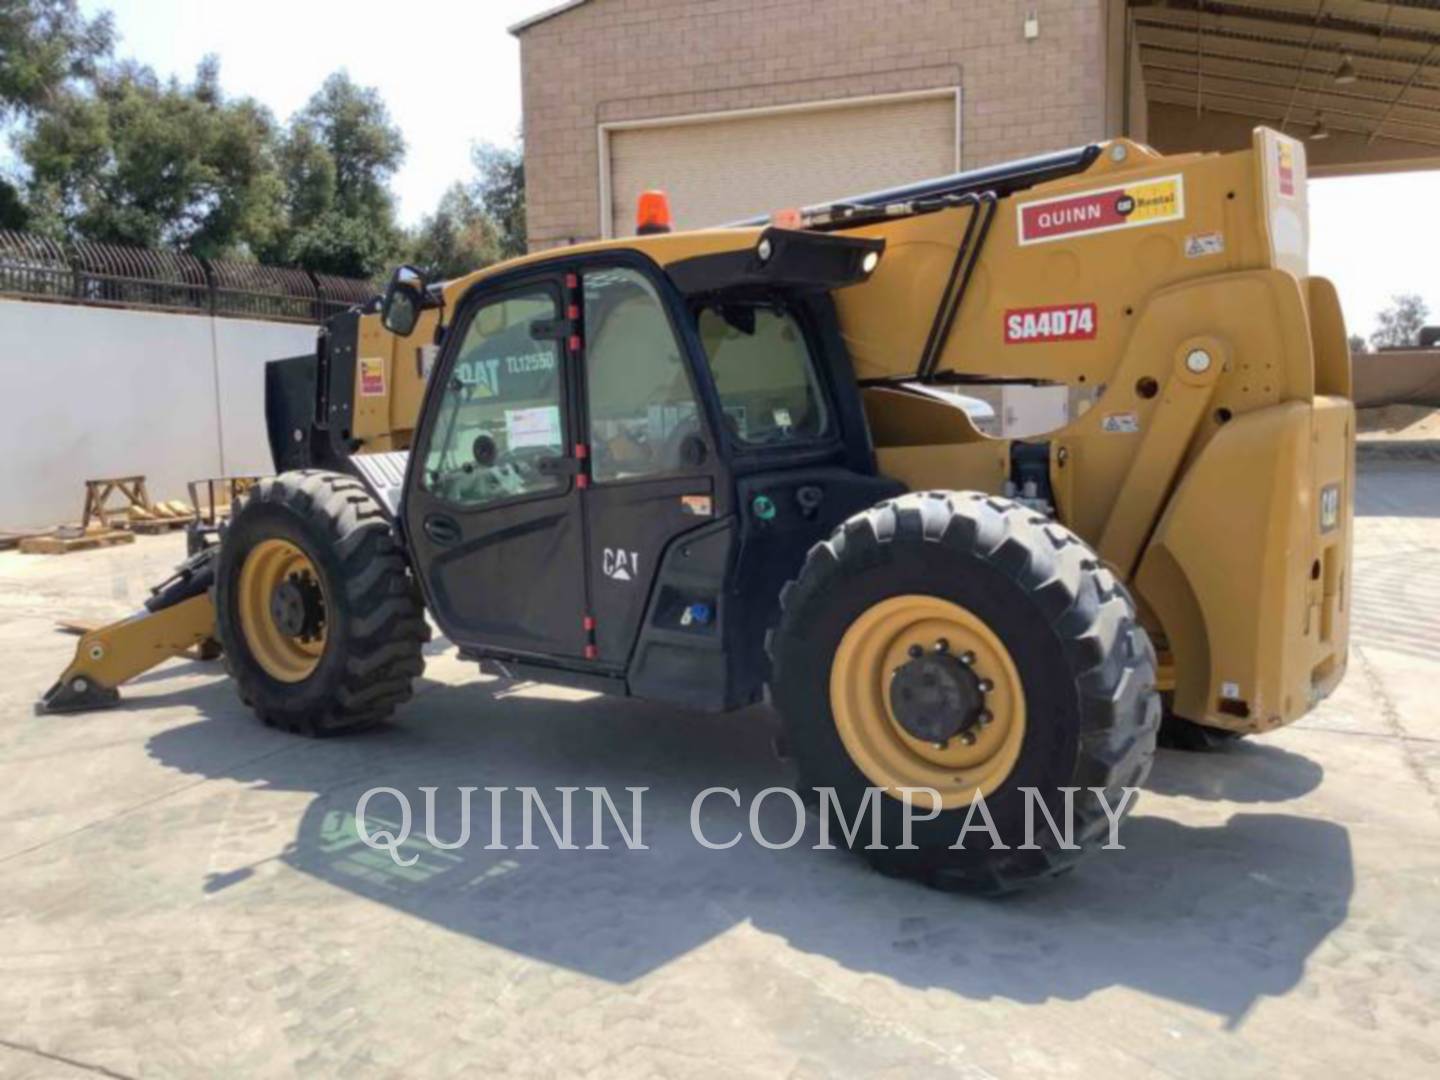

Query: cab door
[579,263,723,662]
[403,277,588,659]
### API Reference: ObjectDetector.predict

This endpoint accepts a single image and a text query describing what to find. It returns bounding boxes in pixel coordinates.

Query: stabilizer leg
[39,592,218,715]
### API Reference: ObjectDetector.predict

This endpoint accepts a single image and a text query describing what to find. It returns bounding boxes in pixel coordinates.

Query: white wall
[0,298,317,530]
[213,317,319,478]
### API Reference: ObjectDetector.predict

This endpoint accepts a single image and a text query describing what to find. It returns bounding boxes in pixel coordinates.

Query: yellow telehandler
[42,126,1353,890]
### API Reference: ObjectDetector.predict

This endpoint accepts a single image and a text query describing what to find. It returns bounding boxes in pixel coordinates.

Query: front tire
[768,491,1159,893]
[215,470,429,735]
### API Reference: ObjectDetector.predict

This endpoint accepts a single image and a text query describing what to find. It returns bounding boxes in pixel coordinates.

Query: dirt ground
[1356,403,1440,439]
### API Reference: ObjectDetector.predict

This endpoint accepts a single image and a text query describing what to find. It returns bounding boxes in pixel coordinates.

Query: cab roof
[440,227,764,308]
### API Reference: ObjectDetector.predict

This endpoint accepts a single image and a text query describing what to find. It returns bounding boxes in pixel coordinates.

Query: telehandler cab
[43,127,1354,890]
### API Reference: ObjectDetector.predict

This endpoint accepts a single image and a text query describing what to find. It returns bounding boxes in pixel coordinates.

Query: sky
[73,0,556,224]
[28,0,1436,338]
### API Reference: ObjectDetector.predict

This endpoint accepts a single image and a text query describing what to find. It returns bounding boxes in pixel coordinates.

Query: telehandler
[41,126,1353,890]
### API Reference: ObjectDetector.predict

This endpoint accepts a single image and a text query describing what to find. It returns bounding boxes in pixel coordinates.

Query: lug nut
[978,679,994,693]
[977,710,993,726]
[960,651,976,665]
[934,638,950,653]
[907,644,924,659]
[933,739,948,750]
[961,731,978,746]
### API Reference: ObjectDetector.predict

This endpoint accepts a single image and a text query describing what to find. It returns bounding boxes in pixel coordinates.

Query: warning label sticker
[1277,141,1296,198]
[358,356,386,397]
[1101,412,1140,434]
[1004,303,1097,344]
[1017,174,1185,245]
[1184,231,1225,258]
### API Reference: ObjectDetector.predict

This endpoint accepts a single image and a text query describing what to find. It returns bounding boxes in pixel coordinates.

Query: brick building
[512,1,1440,250]
[513,0,1127,248]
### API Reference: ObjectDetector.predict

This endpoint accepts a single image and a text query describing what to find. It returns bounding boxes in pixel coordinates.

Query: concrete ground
[1,459,1437,1079]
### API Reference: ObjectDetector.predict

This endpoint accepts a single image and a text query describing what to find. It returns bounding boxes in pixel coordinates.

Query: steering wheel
[432,441,561,501]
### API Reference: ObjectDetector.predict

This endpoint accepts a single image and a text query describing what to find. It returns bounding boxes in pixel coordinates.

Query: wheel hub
[269,572,325,641]
[829,594,1026,808]
[888,641,988,745]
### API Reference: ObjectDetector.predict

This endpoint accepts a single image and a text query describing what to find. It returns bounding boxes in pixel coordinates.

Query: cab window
[584,267,704,483]
[421,288,565,507]
[696,303,830,447]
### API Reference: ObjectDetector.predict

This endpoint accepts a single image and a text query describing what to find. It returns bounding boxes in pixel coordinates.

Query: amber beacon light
[635,190,672,235]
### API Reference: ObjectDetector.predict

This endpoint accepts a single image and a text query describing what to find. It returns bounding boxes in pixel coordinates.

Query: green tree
[1370,293,1430,350]
[267,71,405,278]
[471,141,525,258]
[407,182,502,279]
[0,0,113,120]
[19,56,284,257]
[1347,334,1368,355]
[404,140,524,279]
[0,177,25,228]
[1,0,115,230]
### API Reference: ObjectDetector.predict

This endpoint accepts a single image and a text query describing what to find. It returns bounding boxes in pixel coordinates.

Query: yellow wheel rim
[236,538,328,683]
[829,595,1026,810]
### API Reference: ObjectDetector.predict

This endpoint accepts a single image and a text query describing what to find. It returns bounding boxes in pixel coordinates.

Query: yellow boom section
[840,127,1352,733]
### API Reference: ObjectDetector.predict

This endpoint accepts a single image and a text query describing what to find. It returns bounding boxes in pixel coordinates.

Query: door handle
[535,455,581,477]
[424,514,462,546]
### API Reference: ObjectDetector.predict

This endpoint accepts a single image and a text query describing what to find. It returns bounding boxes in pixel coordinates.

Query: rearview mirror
[381,265,428,336]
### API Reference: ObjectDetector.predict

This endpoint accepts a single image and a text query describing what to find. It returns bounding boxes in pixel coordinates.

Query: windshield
[695,303,830,447]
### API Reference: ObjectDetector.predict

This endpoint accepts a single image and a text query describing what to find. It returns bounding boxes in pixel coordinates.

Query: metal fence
[0,230,376,324]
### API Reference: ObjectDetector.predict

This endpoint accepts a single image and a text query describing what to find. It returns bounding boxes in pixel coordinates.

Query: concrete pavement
[1,459,1437,1078]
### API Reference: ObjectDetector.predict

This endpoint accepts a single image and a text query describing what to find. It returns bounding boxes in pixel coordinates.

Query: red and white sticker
[358,356,386,396]
[1276,141,1296,198]
[1017,174,1184,245]
[1004,303,1097,344]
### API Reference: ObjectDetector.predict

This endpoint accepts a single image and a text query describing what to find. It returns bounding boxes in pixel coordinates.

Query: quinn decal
[1004,303,1097,344]
[1016,174,1184,245]
[358,356,386,396]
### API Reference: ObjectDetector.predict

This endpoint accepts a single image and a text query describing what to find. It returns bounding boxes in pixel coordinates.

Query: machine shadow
[1355,457,1440,518]
[145,675,1354,1027]
[1145,740,1325,803]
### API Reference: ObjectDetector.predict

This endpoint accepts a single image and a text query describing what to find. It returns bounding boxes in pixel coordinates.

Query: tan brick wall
[519,0,1109,249]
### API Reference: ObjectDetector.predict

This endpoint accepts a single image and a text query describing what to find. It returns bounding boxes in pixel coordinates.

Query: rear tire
[768,491,1159,893]
[215,470,429,736]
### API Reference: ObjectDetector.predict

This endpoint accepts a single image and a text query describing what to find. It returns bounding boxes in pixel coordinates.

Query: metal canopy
[1132,1,1440,158]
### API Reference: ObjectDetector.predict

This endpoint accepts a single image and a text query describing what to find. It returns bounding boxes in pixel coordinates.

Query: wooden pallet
[125,515,196,535]
[19,529,136,555]
[0,531,48,551]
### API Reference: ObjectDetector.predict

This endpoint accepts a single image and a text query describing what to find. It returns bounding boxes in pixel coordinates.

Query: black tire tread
[768,490,1160,894]
[216,470,429,736]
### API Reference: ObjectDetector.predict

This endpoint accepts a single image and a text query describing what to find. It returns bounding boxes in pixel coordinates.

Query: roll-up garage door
[607,92,958,234]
